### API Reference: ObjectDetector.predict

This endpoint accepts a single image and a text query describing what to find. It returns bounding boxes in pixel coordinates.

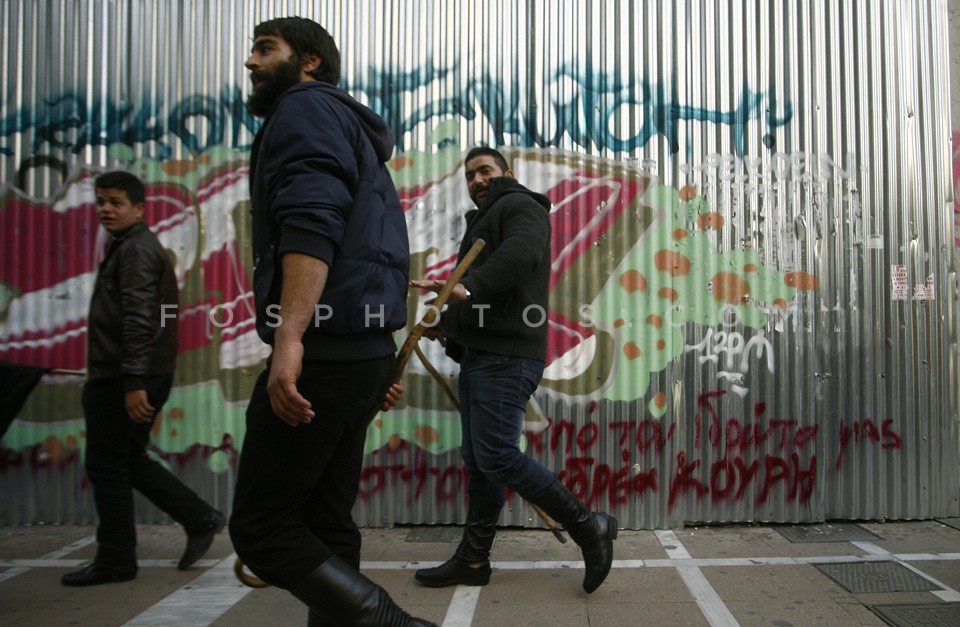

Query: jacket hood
[279,81,396,162]
[477,176,551,214]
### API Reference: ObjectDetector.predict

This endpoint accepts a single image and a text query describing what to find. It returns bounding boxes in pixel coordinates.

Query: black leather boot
[415,500,501,588]
[179,510,226,570]
[61,562,137,586]
[293,555,436,627]
[534,480,617,593]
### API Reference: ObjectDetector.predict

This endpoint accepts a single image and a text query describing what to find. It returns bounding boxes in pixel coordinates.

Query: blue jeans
[458,351,555,507]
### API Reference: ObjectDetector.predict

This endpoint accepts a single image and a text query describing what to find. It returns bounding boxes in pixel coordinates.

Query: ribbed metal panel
[0,1,956,529]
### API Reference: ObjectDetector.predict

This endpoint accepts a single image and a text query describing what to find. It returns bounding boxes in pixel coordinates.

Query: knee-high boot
[534,480,617,593]
[414,500,501,587]
[293,555,436,627]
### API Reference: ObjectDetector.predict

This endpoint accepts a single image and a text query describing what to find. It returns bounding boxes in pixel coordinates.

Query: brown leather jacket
[86,222,178,391]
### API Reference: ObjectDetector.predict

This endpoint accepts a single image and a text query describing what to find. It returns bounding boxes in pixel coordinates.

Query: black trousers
[229,355,394,590]
[83,374,212,565]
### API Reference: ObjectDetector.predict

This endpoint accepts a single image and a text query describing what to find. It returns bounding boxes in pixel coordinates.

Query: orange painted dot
[656,339,666,350]
[697,212,725,230]
[619,269,647,292]
[784,271,819,290]
[711,272,750,304]
[654,250,691,276]
[658,287,679,302]
[415,425,439,445]
[743,263,758,272]
[169,428,178,437]
[672,228,688,241]
[162,160,197,176]
[375,419,383,428]
[653,392,667,409]
[388,434,402,451]
[773,298,788,310]
[43,436,64,460]
[623,342,642,360]
[614,319,625,328]
[389,155,414,171]
[646,314,663,329]
[66,434,78,447]
[679,185,698,200]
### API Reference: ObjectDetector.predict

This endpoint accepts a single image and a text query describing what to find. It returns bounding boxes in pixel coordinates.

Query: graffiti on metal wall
[351,62,792,156]
[0,63,791,167]
[1,57,906,518]
[359,390,902,512]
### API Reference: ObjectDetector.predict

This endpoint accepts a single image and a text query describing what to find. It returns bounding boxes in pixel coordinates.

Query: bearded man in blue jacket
[228,17,433,627]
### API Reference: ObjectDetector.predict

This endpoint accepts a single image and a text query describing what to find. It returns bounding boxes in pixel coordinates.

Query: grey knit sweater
[443,176,552,362]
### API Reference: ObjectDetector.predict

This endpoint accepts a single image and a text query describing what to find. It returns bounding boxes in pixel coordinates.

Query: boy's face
[95,187,143,234]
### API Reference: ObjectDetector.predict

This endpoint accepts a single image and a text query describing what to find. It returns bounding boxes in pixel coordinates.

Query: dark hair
[95,171,145,205]
[465,146,511,173]
[254,17,341,85]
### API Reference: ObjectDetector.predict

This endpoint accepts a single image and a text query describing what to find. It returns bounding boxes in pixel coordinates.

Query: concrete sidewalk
[2,519,959,626]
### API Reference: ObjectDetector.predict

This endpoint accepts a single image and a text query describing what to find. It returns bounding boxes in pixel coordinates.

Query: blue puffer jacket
[249,81,409,361]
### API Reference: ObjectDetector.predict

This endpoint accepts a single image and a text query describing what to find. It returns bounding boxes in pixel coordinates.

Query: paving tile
[903,559,960,591]
[858,521,960,554]
[599,567,696,603]
[704,564,849,602]
[210,587,302,627]
[0,525,93,559]
[678,525,864,559]
[586,602,708,626]
[704,564,886,626]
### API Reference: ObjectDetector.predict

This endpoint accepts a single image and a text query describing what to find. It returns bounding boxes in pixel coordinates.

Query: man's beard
[246,57,303,117]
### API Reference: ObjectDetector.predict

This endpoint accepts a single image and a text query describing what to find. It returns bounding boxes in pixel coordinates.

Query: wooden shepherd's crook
[235,238,564,588]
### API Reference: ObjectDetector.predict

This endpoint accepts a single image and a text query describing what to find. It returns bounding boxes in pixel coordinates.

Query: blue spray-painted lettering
[2,62,791,162]
[351,61,793,156]
[0,86,259,160]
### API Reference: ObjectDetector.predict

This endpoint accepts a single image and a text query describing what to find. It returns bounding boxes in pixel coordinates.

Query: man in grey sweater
[410,147,617,594]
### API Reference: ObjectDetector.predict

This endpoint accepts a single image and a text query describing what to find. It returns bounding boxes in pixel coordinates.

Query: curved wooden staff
[234,558,270,588]
[388,237,487,393]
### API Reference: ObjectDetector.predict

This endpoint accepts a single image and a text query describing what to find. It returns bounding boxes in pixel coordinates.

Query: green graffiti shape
[593,185,809,402]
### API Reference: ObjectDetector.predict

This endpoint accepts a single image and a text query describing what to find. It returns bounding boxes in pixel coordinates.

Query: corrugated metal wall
[1,0,957,529]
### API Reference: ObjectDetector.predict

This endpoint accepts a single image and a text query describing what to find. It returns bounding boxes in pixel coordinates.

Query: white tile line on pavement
[655,530,740,627]
[441,585,482,627]
[122,554,253,627]
[0,533,96,583]
[851,541,960,602]
[8,552,960,571]
[0,558,220,568]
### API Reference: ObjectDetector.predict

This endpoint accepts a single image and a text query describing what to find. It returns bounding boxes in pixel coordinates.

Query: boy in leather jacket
[62,171,224,586]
